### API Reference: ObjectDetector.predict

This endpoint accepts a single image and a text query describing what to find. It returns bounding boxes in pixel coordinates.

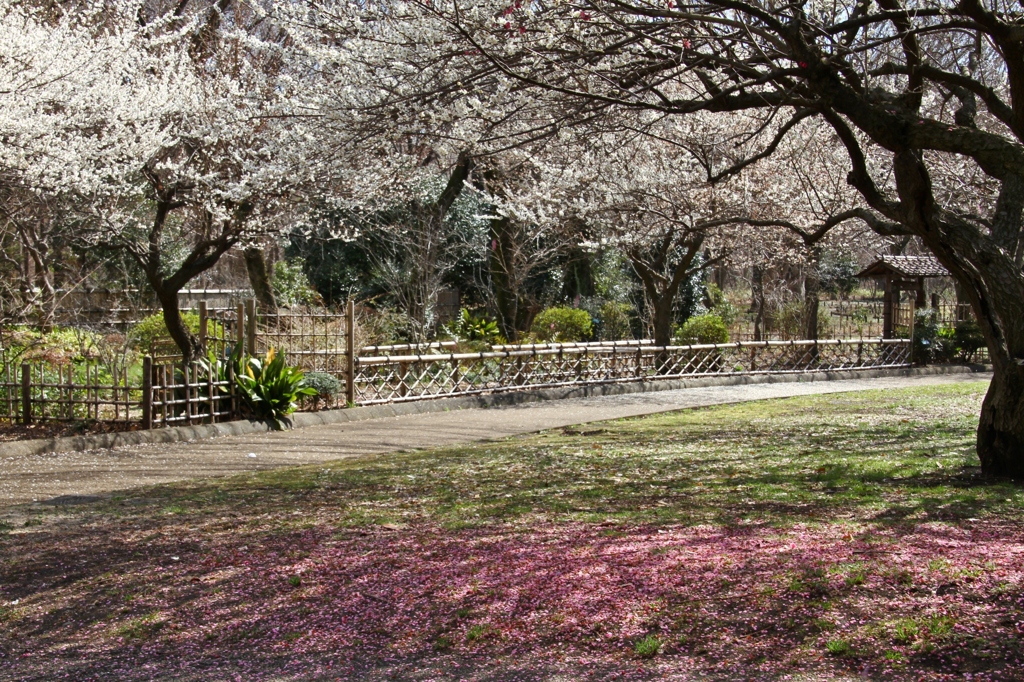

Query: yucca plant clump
[234,348,317,429]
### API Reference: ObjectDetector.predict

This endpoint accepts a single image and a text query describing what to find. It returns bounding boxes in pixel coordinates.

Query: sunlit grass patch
[825,638,852,656]
[94,379,1014,533]
[112,611,164,640]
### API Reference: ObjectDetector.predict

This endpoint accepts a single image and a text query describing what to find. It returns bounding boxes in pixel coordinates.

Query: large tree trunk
[649,294,675,347]
[978,367,1024,479]
[155,286,203,364]
[244,246,277,315]
[488,216,520,341]
[751,265,765,342]
[803,247,822,341]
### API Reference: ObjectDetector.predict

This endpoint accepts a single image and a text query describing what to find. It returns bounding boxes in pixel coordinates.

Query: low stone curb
[0,364,981,459]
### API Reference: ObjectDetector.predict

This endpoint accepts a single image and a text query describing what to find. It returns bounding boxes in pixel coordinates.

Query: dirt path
[0,372,990,508]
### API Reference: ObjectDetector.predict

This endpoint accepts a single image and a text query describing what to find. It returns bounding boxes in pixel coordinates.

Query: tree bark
[650,295,675,347]
[155,286,204,363]
[751,265,765,342]
[803,247,822,341]
[244,246,278,314]
[488,215,520,341]
[978,366,1024,479]
[132,183,250,363]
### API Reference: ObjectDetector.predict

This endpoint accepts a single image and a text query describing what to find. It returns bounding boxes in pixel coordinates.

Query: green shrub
[597,301,633,341]
[0,326,103,363]
[819,249,860,298]
[675,313,729,345]
[131,312,224,355]
[705,283,739,328]
[234,348,317,429]
[954,320,985,362]
[531,307,593,342]
[934,326,959,363]
[913,308,939,364]
[930,320,986,363]
[773,300,805,339]
[359,307,420,346]
[825,638,852,656]
[303,371,341,398]
[301,371,341,410]
[770,300,832,339]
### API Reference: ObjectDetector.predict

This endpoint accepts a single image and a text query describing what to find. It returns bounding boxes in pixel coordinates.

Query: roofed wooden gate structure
[856,255,950,339]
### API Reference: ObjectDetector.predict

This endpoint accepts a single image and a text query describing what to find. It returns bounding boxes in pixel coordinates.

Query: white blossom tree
[1,2,325,360]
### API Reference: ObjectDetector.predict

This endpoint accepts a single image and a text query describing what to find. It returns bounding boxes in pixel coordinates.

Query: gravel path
[0,371,990,508]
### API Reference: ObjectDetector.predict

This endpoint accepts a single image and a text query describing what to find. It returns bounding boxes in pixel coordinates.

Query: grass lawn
[1,381,1022,681]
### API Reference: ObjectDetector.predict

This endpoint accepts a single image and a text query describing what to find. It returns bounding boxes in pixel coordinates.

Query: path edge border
[0,364,982,458]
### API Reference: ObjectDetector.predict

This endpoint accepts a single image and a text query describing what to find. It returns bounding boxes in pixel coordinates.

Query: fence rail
[349,338,911,406]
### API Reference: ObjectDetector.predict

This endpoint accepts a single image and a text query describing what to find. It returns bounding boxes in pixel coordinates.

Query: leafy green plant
[892,619,919,644]
[705,283,739,328]
[934,326,960,363]
[0,325,104,363]
[531,306,593,342]
[675,313,729,345]
[819,249,860,298]
[442,309,504,344]
[466,624,492,642]
[234,348,317,429]
[634,634,662,658]
[931,320,985,363]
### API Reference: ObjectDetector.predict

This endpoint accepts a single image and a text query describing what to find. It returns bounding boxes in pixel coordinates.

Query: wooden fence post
[245,298,257,357]
[142,356,153,430]
[198,301,208,351]
[236,302,245,354]
[346,299,356,406]
[228,360,237,418]
[398,362,409,398]
[182,362,192,425]
[20,363,30,424]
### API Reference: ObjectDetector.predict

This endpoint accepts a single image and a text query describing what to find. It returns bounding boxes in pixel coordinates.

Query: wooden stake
[346,299,356,406]
[235,302,245,355]
[20,363,30,424]
[246,298,257,357]
[142,356,153,430]
[198,301,208,352]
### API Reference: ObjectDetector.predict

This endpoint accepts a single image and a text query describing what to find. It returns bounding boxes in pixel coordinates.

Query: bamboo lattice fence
[0,299,915,432]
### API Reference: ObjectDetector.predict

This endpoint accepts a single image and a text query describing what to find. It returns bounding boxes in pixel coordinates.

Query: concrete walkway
[0,371,990,508]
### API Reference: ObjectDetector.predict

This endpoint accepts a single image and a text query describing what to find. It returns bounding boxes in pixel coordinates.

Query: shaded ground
[0,421,137,443]
[1,382,1022,681]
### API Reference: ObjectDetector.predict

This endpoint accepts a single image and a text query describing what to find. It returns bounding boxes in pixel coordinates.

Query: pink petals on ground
[3,519,1022,680]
